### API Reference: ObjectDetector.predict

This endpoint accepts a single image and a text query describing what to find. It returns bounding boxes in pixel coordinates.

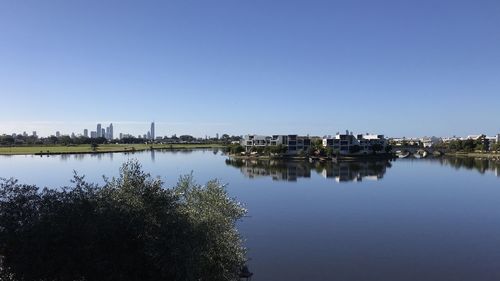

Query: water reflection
[438,156,500,176]
[225,158,392,182]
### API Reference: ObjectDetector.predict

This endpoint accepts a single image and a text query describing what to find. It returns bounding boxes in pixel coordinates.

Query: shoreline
[229,153,396,162]
[0,144,225,156]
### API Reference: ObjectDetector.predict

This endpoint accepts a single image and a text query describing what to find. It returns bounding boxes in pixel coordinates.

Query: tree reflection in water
[226,156,500,181]
[437,156,500,176]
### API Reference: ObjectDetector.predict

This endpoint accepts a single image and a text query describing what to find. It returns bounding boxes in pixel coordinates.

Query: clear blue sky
[1,0,499,138]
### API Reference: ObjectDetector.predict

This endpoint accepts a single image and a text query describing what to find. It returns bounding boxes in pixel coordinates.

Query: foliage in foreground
[0,161,247,281]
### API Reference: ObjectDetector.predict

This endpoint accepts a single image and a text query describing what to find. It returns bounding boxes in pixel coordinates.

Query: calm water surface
[1,149,500,281]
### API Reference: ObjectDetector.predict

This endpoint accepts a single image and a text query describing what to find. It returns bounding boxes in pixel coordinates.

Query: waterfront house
[421,136,441,148]
[241,134,312,155]
[322,131,388,155]
[467,134,492,151]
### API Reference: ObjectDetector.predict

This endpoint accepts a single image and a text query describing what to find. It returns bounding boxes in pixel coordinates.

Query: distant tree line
[0,161,247,281]
[434,136,498,153]
[0,134,242,146]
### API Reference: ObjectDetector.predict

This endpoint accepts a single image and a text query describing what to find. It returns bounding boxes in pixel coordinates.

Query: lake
[1,149,500,281]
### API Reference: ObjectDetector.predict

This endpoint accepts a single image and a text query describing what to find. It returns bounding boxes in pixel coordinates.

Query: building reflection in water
[225,158,391,182]
[226,156,500,181]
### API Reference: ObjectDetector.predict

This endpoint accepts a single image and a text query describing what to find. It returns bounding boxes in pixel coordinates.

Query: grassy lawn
[0,144,225,155]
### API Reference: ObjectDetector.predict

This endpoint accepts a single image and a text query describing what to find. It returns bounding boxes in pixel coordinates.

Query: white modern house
[241,131,388,155]
[241,134,312,155]
[241,135,270,148]
[421,136,441,148]
[322,131,388,155]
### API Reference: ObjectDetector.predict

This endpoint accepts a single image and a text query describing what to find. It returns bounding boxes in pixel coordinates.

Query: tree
[306,146,316,156]
[0,161,247,281]
[370,144,383,153]
[269,144,287,155]
[325,147,333,157]
[385,144,393,153]
[492,143,500,152]
[463,139,475,152]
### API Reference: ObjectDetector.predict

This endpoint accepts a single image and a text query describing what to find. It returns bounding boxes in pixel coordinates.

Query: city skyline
[1,120,498,140]
[1,1,499,137]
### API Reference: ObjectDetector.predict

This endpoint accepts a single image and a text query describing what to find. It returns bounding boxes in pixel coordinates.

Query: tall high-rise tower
[109,123,114,140]
[150,122,155,140]
[83,129,88,138]
[97,123,102,138]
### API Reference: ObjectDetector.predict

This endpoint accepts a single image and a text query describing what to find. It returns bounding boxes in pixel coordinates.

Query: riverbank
[0,144,225,155]
[230,153,395,162]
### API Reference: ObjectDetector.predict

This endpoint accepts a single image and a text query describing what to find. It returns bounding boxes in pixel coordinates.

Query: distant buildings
[104,123,113,140]
[390,133,500,151]
[322,131,387,155]
[150,122,155,140]
[3,121,161,141]
[241,134,312,154]
[421,136,441,148]
[241,131,388,155]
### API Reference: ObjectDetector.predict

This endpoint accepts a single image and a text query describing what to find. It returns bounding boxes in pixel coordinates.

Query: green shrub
[0,160,247,281]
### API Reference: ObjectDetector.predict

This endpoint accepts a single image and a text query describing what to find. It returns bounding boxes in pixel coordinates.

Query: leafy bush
[0,161,246,281]
[226,144,244,154]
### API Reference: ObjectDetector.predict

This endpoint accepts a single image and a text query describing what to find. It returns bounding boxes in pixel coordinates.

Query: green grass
[0,144,225,155]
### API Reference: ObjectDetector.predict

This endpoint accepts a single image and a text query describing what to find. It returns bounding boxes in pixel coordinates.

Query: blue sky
[0,0,499,138]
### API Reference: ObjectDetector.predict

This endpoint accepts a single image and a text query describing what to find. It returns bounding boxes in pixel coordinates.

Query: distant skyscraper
[32,131,37,137]
[101,128,105,138]
[147,132,151,140]
[150,122,155,140]
[83,129,88,138]
[56,131,61,137]
[109,123,113,140]
[97,124,102,138]
[91,131,97,138]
